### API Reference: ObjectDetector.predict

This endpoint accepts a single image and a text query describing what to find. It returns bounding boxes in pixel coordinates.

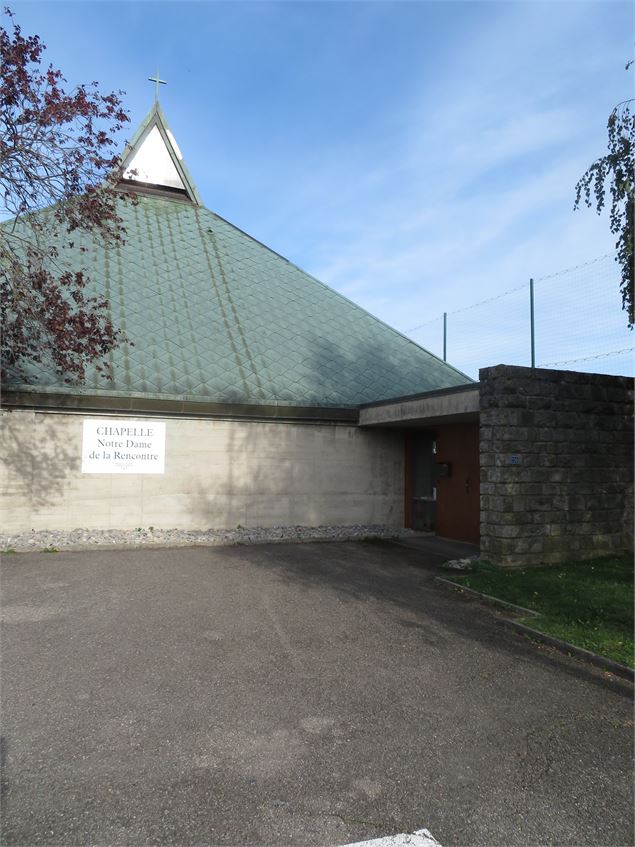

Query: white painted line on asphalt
[340,828,442,847]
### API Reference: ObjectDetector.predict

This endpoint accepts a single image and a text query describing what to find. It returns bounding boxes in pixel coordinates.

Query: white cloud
[235,1,632,375]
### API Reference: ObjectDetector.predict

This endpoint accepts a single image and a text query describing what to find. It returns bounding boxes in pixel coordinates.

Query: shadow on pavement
[245,538,634,699]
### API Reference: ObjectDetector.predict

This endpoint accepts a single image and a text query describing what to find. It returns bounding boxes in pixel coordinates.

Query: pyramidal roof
[4,107,472,410]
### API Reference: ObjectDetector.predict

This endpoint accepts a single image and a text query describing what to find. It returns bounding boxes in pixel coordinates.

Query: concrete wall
[359,385,479,427]
[479,365,634,567]
[1,410,405,532]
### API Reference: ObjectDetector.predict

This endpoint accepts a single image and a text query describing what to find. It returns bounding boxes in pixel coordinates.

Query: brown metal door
[435,423,480,544]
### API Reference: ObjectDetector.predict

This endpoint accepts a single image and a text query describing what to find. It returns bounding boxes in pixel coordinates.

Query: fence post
[443,312,447,362]
[529,278,535,368]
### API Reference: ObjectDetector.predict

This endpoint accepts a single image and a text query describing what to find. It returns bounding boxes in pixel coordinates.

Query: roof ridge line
[200,206,474,384]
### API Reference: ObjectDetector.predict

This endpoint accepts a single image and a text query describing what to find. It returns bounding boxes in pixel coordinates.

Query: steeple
[118,102,202,205]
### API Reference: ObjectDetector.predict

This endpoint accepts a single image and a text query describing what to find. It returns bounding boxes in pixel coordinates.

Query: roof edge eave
[1,387,360,424]
[359,382,479,409]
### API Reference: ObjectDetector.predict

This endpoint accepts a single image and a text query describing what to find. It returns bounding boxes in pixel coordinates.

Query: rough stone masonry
[479,364,634,567]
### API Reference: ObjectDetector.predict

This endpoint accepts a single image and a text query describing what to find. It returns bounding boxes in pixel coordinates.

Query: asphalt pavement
[1,539,632,846]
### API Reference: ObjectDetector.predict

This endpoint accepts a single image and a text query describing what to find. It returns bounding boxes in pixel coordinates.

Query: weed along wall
[0,410,405,533]
[479,364,634,567]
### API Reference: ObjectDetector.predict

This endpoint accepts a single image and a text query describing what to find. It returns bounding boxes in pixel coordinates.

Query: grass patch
[447,555,634,668]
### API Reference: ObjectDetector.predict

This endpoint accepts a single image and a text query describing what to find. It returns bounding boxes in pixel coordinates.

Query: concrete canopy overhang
[359,384,479,428]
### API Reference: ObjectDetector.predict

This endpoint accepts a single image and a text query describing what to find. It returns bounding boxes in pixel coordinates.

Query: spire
[118,102,202,205]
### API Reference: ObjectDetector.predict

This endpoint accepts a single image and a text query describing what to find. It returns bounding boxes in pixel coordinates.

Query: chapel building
[3,104,631,564]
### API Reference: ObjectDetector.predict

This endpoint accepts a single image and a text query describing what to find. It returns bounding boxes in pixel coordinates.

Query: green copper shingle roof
[6,193,471,407]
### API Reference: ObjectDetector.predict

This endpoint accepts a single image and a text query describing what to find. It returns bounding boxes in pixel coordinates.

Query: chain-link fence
[405,253,634,379]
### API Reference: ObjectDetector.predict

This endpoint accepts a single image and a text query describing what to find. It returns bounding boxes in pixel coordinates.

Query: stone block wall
[479,364,633,567]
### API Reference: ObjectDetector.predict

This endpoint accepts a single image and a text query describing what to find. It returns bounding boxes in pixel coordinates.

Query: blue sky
[8,1,635,375]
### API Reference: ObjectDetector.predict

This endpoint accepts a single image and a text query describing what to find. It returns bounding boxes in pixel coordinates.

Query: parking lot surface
[1,540,633,846]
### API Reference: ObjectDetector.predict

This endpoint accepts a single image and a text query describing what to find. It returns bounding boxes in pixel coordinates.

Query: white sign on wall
[82,419,166,474]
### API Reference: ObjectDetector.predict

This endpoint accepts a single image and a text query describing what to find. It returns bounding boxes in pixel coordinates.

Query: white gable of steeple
[124,125,185,190]
[118,103,201,204]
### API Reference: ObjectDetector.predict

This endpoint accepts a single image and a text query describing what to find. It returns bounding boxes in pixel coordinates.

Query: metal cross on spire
[148,70,167,102]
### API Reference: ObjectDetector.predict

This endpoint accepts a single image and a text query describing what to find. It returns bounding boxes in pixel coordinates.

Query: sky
[7,0,635,376]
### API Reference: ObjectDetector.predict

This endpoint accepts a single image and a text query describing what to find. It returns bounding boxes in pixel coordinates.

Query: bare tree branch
[1,6,134,383]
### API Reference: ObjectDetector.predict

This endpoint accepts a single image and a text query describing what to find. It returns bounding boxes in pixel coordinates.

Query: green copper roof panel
[5,194,472,407]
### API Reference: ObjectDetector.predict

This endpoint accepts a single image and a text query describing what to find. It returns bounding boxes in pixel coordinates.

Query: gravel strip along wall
[479,364,634,567]
[0,524,414,552]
